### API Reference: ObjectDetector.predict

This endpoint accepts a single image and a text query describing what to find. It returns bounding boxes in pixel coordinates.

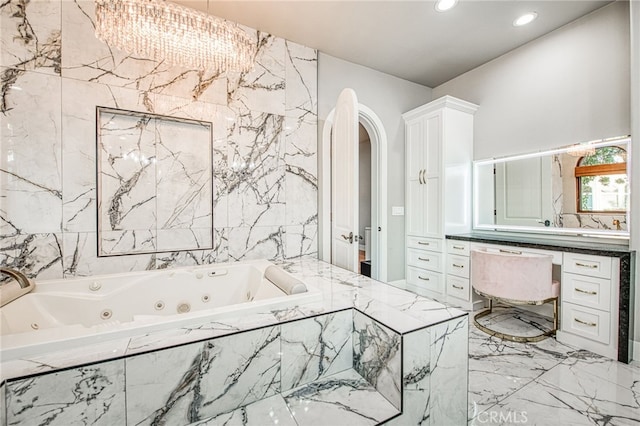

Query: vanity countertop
[447,232,633,258]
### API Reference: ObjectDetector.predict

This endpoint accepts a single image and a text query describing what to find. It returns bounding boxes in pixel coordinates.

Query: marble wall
[0,0,318,279]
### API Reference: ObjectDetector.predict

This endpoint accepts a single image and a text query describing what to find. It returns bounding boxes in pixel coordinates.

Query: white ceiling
[177,0,613,88]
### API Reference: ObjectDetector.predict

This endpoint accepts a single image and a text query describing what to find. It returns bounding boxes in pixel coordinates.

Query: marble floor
[467,307,640,425]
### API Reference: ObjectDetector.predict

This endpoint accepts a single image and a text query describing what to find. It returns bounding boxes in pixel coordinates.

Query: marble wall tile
[228,30,285,116]
[3,233,63,279]
[61,0,227,105]
[227,108,285,228]
[429,316,469,425]
[126,325,281,425]
[228,226,285,262]
[281,310,352,391]
[191,394,296,426]
[353,310,402,410]
[285,224,318,259]
[62,232,153,277]
[284,41,318,120]
[5,359,125,425]
[1,69,62,234]
[1,0,61,75]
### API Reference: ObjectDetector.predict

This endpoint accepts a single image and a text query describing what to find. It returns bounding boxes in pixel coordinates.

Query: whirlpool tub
[0,259,319,362]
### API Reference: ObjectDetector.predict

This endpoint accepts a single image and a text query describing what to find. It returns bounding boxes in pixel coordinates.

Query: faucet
[0,267,35,307]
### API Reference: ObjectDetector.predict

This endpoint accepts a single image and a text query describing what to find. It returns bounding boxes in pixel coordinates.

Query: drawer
[407,236,442,252]
[407,266,443,294]
[407,248,442,272]
[561,302,611,345]
[562,272,612,312]
[563,252,612,279]
[446,255,470,279]
[446,275,469,301]
[470,243,563,265]
[447,240,470,256]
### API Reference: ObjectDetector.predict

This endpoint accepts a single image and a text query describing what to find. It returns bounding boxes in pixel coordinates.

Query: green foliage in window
[580,146,626,166]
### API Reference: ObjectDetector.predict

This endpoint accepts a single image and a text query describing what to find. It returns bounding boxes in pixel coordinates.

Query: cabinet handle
[418,169,423,184]
[574,318,597,327]
[418,276,430,281]
[452,285,464,290]
[418,257,430,261]
[575,288,597,295]
[418,241,430,246]
[452,264,464,268]
[575,262,598,269]
[453,245,465,250]
[499,248,522,255]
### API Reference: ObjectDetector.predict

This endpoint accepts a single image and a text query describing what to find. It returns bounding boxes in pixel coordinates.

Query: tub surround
[447,232,633,363]
[1,257,469,425]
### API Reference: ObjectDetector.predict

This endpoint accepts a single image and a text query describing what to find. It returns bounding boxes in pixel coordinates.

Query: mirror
[473,136,631,237]
[97,107,214,256]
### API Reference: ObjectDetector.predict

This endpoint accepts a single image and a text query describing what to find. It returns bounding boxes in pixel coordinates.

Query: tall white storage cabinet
[402,96,478,302]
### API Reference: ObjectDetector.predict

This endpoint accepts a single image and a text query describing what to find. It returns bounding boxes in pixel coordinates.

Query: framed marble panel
[96,107,213,256]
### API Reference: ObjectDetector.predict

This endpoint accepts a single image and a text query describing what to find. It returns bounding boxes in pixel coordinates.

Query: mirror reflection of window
[575,146,628,213]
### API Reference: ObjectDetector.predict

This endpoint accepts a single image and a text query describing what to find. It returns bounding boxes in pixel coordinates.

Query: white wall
[630,0,640,353]
[433,2,630,159]
[318,54,432,281]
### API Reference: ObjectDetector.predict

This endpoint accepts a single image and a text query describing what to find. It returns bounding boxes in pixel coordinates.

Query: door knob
[341,232,354,244]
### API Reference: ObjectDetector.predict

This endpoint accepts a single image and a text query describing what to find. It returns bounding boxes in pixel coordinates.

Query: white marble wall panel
[5,360,125,425]
[228,226,285,262]
[284,41,317,119]
[60,0,226,105]
[353,310,402,410]
[126,326,280,425]
[227,109,285,228]
[429,315,469,425]
[1,69,62,234]
[0,0,61,75]
[561,213,627,230]
[228,30,285,115]
[192,394,296,426]
[285,224,318,259]
[281,310,352,391]
[4,233,63,279]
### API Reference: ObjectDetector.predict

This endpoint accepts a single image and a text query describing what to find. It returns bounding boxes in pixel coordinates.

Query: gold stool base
[473,299,558,343]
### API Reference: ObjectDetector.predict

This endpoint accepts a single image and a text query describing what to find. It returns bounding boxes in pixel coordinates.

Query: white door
[495,156,553,227]
[331,88,359,271]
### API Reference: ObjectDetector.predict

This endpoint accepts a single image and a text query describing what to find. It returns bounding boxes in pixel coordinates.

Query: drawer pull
[499,248,522,255]
[452,264,464,268]
[418,241,430,246]
[418,276,430,281]
[575,288,597,295]
[575,262,597,269]
[575,318,597,327]
[452,284,464,290]
[453,245,465,250]
[418,257,430,261]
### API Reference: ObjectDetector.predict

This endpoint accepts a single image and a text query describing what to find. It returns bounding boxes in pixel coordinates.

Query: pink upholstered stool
[471,248,560,342]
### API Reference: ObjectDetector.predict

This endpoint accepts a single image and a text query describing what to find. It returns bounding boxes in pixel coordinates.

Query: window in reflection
[575,146,628,213]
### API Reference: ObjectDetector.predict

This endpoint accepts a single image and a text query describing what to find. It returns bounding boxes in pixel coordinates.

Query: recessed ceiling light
[513,12,538,27]
[435,0,458,12]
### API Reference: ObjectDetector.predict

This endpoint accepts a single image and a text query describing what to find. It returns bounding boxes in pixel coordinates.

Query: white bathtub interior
[0,259,320,361]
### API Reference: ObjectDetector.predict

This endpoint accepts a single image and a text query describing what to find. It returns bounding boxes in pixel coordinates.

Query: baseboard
[632,339,640,362]
[387,279,406,288]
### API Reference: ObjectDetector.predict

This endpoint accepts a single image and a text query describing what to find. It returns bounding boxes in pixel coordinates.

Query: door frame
[320,103,388,282]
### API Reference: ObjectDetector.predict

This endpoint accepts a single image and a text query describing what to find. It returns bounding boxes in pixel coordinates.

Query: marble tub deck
[468,307,640,425]
[0,257,469,425]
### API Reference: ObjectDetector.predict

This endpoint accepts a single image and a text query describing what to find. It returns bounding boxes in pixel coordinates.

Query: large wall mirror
[473,136,631,237]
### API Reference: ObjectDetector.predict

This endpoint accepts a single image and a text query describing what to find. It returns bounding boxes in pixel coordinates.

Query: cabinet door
[423,176,442,237]
[406,178,424,236]
[423,112,442,176]
[406,118,424,180]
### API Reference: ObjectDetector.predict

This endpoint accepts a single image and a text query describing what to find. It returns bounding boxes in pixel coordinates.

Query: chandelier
[94,0,255,73]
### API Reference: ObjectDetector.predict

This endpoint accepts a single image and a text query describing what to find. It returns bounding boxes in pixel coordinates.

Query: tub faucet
[0,267,35,307]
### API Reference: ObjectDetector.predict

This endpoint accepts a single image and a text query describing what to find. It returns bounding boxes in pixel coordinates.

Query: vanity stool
[470,248,560,343]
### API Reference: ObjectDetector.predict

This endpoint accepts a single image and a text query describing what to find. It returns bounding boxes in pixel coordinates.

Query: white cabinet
[402,96,478,300]
[559,252,619,358]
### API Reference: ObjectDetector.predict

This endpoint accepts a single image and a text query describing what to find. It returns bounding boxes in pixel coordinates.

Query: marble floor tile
[467,308,640,426]
[282,369,400,426]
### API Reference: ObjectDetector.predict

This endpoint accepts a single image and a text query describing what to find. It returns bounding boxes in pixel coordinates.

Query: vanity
[445,232,633,363]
